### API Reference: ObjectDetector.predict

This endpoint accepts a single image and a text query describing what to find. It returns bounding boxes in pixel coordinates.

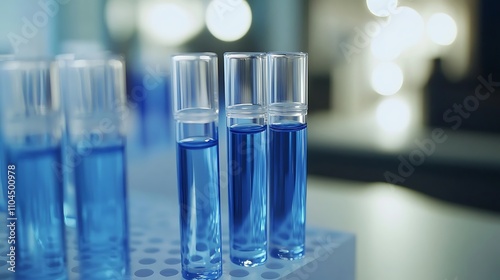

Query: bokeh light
[388,7,425,50]
[138,0,204,46]
[366,0,398,17]
[105,0,136,42]
[375,97,411,133]
[370,7,424,60]
[371,62,404,96]
[370,30,402,61]
[427,13,458,46]
[205,0,252,42]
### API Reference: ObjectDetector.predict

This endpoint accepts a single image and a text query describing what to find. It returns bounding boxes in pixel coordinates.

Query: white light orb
[376,97,411,133]
[387,7,425,49]
[370,31,402,61]
[206,0,252,42]
[371,62,404,96]
[138,0,204,46]
[427,13,458,46]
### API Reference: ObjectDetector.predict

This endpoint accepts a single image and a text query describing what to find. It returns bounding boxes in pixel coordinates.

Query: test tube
[56,55,129,279]
[224,53,267,266]
[172,53,222,279]
[0,59,68,279]
[268,52,308,260]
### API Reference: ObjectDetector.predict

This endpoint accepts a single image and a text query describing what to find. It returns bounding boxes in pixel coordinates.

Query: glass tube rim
[0,58,52,71]
[172,52,217,62]
[224,52,266,60]
[55,53,124,69]
[267,51,308,59]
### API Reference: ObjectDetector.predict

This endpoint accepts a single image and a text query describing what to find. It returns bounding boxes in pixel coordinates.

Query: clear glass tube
[55,55,129,279]
[172,53,222,279]
[224,52,267,267]
[0,59,68,280]
[267,52,308,260]
[55,52,112,228]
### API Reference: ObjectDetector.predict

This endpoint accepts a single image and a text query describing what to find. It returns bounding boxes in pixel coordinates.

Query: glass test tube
[268,52,308,260]
[56,55,129,279]
[224,53,267,266]
[172,53,223,279]
[0,59,67,280]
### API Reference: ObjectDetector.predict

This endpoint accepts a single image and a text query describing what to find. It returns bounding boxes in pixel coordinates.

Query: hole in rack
[261,271,280,279]
[164,258,181,265]
[144,247,160,253]
[230,269,250,277]
[134,269,154,277]
[139,258,156,265]
[168,248,181,255]
[160,268,179,277]
[266,262,284,269]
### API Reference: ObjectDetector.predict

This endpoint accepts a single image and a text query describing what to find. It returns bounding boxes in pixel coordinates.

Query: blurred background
[1,0,499,279]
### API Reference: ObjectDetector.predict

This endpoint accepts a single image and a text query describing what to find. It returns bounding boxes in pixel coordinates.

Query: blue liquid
[6,147,67,280]
[269,123,307,260]
[228,125,267,266]
[61,134,77,227]
[177,138,222,279]
[74,145,129,279]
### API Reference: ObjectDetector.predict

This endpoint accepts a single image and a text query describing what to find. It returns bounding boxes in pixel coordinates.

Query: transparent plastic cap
[268,52,308,113]
[224,52,266,113]
[55,54,126,117]
[172,53,219,121]
[0,59,58,119]
[0,58,61,144]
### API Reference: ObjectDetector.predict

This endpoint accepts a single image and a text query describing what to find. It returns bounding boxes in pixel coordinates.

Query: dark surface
[308,143,500,213]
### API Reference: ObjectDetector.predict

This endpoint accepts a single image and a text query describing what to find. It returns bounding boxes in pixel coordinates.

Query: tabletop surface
[306,176,500,280]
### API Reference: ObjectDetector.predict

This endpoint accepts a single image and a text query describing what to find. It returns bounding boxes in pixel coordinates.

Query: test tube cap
[224,52,266,112]
[172,53,219,121]
[267,52,308,112]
